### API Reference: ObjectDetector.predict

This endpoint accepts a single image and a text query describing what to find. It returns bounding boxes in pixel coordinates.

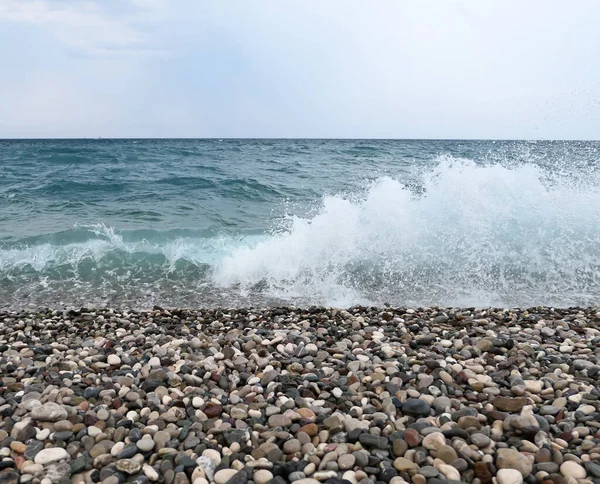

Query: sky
[0,0,599,139]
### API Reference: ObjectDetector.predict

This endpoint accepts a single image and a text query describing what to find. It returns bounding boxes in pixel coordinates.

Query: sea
[1,139,599,310]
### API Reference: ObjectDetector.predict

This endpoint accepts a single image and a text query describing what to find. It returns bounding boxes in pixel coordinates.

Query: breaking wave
[2,157,600,308]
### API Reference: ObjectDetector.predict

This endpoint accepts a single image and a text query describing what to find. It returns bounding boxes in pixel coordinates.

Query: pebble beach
[0,306,599,484]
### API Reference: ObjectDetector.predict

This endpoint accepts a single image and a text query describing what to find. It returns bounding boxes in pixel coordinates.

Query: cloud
[0,0,599,138]
[0,0,152,56]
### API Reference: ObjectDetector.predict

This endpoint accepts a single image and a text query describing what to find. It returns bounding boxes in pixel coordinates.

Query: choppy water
[1,139,600,309]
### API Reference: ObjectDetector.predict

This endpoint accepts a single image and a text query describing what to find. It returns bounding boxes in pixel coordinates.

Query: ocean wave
[212,157,600,308]
[2,156,600,308]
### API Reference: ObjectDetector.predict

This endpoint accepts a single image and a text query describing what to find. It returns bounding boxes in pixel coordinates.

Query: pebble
[34,448,70,465]
[30,402,68,422]
[253,470,273,484]
[560,461,587,479]
[214,469,238,484]
[497,468,524,484]
[497,448,533,476]
[0,306,595,484]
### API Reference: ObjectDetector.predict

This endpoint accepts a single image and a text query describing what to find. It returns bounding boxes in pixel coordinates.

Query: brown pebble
[393,439,408,457]
[474,462,493,484]
[297,423,318,437]
[536,448,552,463]
[10,442,27,454]
[404,428,420,447]
[203,404,223,418]
[493,396,528,413]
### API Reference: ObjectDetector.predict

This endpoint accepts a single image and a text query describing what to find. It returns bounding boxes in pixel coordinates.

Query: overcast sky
[0,0,598,139]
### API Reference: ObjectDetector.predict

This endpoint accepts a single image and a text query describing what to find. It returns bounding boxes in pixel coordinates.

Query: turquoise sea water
[1,139,600,309]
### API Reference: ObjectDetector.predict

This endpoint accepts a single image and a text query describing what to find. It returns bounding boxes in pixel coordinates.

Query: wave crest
[213,158,600,307]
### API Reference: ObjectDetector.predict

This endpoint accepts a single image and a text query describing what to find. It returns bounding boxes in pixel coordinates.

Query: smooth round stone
[136,438,155,452]
[439,464,461,481]
[34,448,69,465]
[10,442,26,454]
[496,449,533,476]
[54,420,74,432]
[253,469,273,484]
[143,465,159,481]
[392,439,408,457]
[536,449,552,463]
[471,433,492,448]
[214,469,238,484]
[153,431,171,448]
[403,429,420,447]
[422,432,445,451]
[107,355,121,366]
[419,466,439,478]
[268,415,292,428]
[437,445,458,464]
[539,406,560,416]
[97,409,110,421]
[497,468,524,484]
[338,454,355,470]
[402,399,431,417]
[283,439,302,454]
[111,442,125,457]
[560,461,586,479]
[394,457,417,472]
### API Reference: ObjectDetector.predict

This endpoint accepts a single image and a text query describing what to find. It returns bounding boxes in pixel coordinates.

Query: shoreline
[0,306,598,484]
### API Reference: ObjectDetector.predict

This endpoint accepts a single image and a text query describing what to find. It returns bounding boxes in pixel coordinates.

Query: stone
[283,439,302,454]
[268,415,292,428]
[393,458,417,472]
[438,464,461,481]
[202,449,222,466]
[560,461,586,479]
[403,428,420,447]
[471,433,492,448]
[524,380,543,393]
[392,439,408,457]
[0,471,19,484]
[437,445,458,464]
[298,424,318,436]
[496,448,533,477]
[215,469,238,484]
[497,469,524,484]
[422,432,445,451]
[30,402,68,422]
[358,434,388,449]
[136,438,155,452]
[196,456,216,481]
[253,470,273,484]
[493,397,528,413]
[116,459,142,474]
[338,454,355,470]
[34,448,70,465]
[402,399,431,417]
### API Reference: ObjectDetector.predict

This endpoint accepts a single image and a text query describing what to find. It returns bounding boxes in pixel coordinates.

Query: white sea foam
[213,157,600,307]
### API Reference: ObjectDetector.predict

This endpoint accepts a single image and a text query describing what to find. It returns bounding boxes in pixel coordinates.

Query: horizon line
[1,137,599,142]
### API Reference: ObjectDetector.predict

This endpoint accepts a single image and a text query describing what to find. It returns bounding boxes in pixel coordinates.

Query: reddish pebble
[403,428,420,447]
[203,404,223,418]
